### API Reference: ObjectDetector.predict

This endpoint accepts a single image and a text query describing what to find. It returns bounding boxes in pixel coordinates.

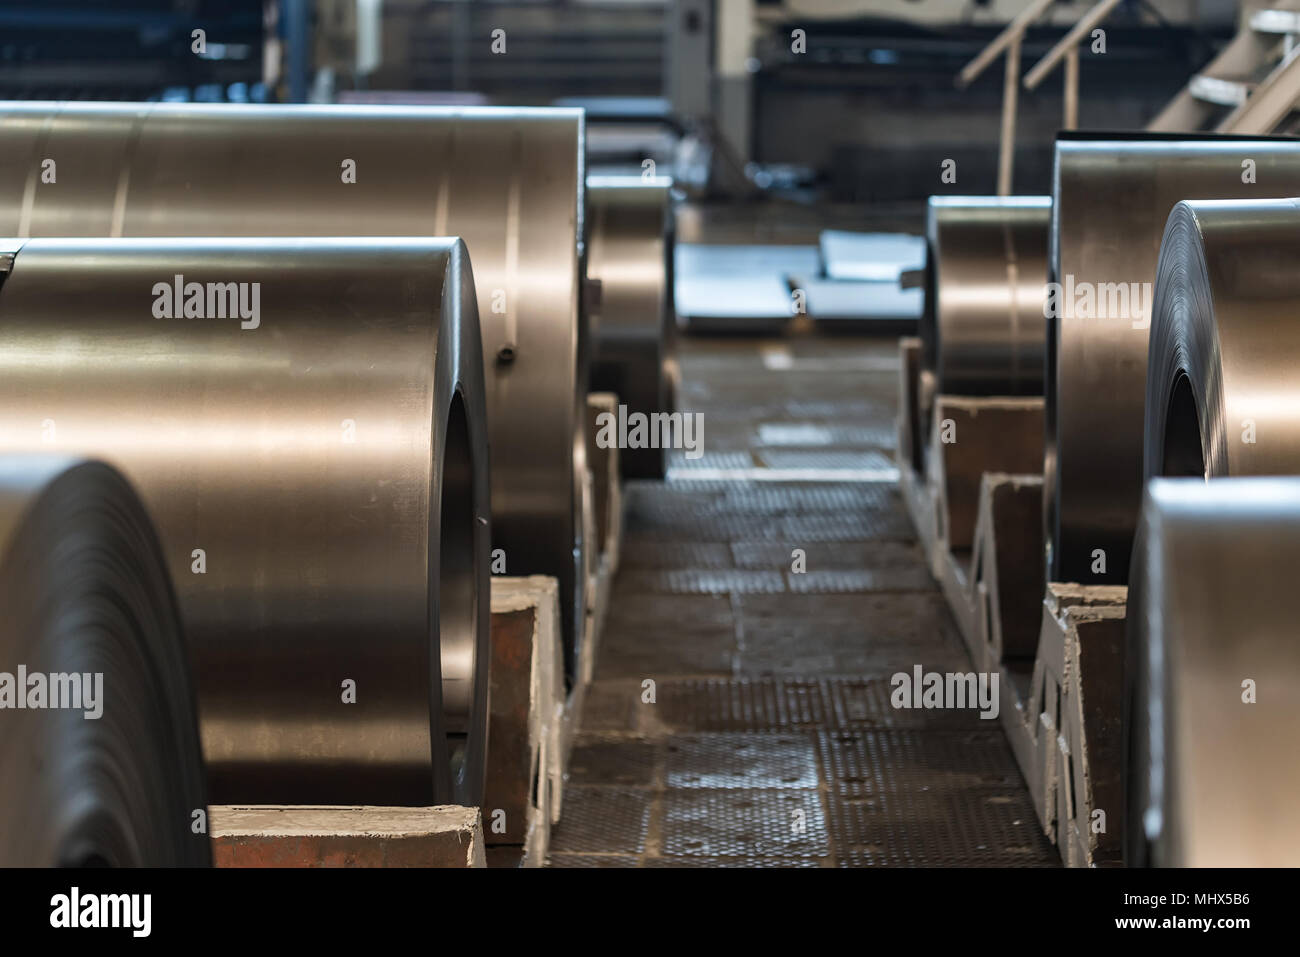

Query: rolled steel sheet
[923,195,1050,396]
[1146,198,1300,480]
[0,237,491,808]
[1046,135,1300,584]
[0,100,589,680]
[587,174,678,478]
[1127,478,1300,866]
[0,457,209,866]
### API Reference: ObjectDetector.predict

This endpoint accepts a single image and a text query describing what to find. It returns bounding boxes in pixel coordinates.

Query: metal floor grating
[617,568,788,595]
[658,789,830,859]
[826,789,1051,867]
[547,786,652,855]
[664,733,821,790]
[546,336,1057,868]
[576,676,999,734]
[816,729,1023,797]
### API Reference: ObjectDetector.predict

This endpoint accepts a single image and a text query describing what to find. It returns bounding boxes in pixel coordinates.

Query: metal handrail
[1023,0,1124,90]
[954,0,1056,195]
[956,0,1057,89]
[1219,43,1300,133]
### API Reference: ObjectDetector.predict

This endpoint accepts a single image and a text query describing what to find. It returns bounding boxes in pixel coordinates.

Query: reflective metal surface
[1146,198,1300,480]
[587,174,678,478]
[1127,478,1300,866]
[0,100,589,679]
[923,195,1050,395]
[1046,136,1300,583]
[0,457,210,866]
[0,237,491,808]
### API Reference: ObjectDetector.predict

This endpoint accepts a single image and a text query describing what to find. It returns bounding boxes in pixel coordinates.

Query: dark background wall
[0,1,1231,200]
[751,18,1224,199]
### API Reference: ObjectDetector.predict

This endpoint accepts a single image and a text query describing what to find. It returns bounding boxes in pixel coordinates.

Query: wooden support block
[999,584,1126,867]
[893,356,1134,865]
[1044,582,1128,612]
[1059,595,1126,867]
[580,393,624,689]
[928,396,1043,553]
[900,397,1043,657]
[897,454,939,570]
[895,342,942,577]
[970,473,1045,663]
[486,576,565,865]
[896,337,923,475]
[898,388,1126,867]
[919,369,935,472]
[586,392,622,569]
[580,463,599,676]
[209,805,484,868]
[1036,674,1061,841]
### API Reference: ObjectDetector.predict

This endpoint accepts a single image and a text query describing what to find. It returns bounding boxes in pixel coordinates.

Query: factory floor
[546,333,1058,867]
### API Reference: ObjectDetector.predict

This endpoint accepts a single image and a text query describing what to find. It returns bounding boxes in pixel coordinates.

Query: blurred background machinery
[0,1,1246,199]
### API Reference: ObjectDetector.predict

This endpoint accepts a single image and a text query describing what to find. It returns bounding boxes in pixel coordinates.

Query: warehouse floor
[546,334,1058,867]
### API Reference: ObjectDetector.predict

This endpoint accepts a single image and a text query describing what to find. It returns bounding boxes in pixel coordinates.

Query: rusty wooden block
[209,805,484,868]
[485,576,564,863]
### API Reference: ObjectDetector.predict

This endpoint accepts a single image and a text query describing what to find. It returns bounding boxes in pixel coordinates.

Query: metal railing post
[999,38,1023,196]
[1064,45,1080,130]
[956,0,1056,196]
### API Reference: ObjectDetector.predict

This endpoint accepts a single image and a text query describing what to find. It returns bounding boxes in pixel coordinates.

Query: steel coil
[587,174,679,479]
[1127,478,1300,866]
[923,195,1050,396]
[0,457,209,866]
[0,237,491,808]
[1146,198,1300,481]
[0,100,589,680]
[1046,135,1300,584]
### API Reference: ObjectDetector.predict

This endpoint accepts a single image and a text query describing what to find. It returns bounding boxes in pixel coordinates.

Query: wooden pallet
[893,337,1128,867]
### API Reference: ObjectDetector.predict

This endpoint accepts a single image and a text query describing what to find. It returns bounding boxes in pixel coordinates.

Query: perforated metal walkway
[547,336,1057,867]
